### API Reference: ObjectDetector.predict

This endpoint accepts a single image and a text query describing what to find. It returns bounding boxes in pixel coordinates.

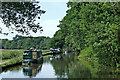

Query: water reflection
[50,53,75,78]
[1,53,120,79]
[50,54,63,61]
[2,65,22,72]
[22,59,43,78]
[50,53,120,78]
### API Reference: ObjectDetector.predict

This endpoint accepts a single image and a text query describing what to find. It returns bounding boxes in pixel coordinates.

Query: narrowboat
[22,50,43,65]
[50,48,62,54]
[50,54,62,60]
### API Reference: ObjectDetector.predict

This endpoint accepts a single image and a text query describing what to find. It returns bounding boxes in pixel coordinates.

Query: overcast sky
[0,0,69,40]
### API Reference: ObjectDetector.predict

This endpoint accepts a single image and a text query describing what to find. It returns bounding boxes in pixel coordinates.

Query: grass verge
[1,49,23,67]
[1,49,50,67]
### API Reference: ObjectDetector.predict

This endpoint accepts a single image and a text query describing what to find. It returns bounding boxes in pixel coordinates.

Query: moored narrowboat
[50,48,62,54]
[22,50,43,65]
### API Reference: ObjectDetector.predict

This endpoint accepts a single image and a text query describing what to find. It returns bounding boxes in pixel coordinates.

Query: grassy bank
[1,49,50,67]
[1,49,23,67]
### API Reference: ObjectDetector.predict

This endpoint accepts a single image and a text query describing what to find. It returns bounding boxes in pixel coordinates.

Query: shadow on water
[50,53,120,79]
[23,59,43,78]
[2,64,22,73]
[2,62,22,72]
[1,52,120,79]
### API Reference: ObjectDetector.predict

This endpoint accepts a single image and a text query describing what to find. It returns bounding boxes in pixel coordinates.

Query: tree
[0,1,45,35]
[50,2,120,67]
[2,35,51,49]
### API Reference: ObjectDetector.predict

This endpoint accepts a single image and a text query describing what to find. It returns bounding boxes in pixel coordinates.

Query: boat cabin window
[23,51,42,59]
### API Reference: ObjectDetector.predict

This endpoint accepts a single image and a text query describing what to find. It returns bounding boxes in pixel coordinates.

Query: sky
[0,0,69,40]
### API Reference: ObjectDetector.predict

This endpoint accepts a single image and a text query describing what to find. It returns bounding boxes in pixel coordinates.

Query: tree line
[1,2,120,67]
[1,35,50,50]
[49,2,120,67]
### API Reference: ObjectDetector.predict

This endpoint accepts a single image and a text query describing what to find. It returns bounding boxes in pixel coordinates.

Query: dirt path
[0,60,10,65]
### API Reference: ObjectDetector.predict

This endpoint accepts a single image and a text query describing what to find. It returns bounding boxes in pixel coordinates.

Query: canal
[1,53,120,79]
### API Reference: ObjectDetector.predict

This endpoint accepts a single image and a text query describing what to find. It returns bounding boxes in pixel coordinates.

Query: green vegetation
[51,54,120,78]
[2,56,22,67]
[1,49,49,67]
[50,2,120,67]
[1,2,45,35]
[2,49,23,60]
[1,35,50,50]
[1,49,23,67]
[1,2,120,68]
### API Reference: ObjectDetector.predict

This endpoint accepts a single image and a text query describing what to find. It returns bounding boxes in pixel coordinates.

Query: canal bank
[1,53,120,79]
[1,49,23,69]
[1,49,50,70]
[1,57,22,71]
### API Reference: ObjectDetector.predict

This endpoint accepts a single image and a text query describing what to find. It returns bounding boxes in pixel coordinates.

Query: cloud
[39,19,60,38]
[27,19,60,38]
[0,19,60,39]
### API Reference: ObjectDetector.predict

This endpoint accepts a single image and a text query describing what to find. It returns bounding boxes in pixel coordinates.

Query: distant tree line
[49,2,120,67]
[1,35,50,50]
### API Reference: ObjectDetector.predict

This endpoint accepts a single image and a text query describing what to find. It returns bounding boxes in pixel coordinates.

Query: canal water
[1,53,120,79]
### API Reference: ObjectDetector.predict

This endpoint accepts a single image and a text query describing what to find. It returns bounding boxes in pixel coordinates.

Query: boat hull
[22,57,43,65]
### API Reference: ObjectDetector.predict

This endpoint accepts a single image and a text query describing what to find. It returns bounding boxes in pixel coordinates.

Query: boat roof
[24,50,41,52]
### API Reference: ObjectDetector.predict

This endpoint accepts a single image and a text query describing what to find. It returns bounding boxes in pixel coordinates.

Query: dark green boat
[22,50,43,65]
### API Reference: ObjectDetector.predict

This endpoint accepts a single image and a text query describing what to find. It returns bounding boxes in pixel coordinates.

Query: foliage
[1,49,49,67]
[1,56,22,67]
[51,54,120,78]
[2,49,23,60]
[1,49,23,67]
[0,2,45,35]
[50,2,120,67]
[1,35,51,49]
